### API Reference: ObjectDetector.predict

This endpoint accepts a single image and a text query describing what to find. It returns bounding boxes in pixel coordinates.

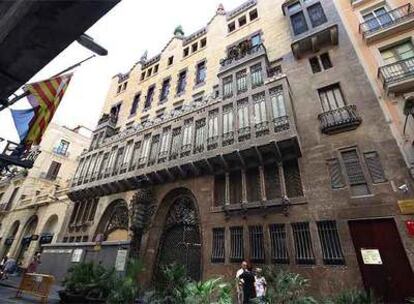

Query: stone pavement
[0,275,61,303]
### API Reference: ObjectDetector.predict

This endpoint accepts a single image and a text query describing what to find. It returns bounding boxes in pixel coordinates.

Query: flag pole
[0,54,96,112]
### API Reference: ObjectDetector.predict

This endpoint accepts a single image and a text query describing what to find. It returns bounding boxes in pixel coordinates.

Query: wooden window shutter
[341,150,366,185]
[364,152,386,183]
[327,158,345,189]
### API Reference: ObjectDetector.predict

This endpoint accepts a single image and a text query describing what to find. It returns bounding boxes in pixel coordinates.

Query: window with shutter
[317,221,345,265]
[139,136,151,165]
[236,70,247,94]
[223,105,234,146]
[223,76,233,98]
[251,63,263,88]
[283,159,303,197]
[148,135,160,165]
[159,128,171,161]
[364,152,386,184]
[341,149,370,196]
[230,226,244,262]
[269,224,289,263]
[195,119,206,153]
[212,228,225,263]
[207,110,219,150]
[129,142,141,171]
[181,121,193,155]
[46,161,61,180]
[292,222,315,264]
[253,92,268,135]
[237,99,250,140]
[270,87,289,132]
[327,158,345,189]
[170,128,182,160]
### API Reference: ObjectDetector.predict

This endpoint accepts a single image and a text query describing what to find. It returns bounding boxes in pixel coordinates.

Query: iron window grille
[269,224,289,263]
[292,222,315,265]
[212,228,225,263]
[249,226,265,262]
[230,226,244,262]
[317,221,345,265]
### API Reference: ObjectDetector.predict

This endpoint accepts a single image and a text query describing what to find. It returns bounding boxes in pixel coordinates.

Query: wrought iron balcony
[318,105,362,135]
[219,43,266,72]
[359,4,414,43]
[68,76,301,200]
[97,113,117,128]
[378,57,414,94]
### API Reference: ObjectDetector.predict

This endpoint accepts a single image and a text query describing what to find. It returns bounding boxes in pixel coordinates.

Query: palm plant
[183,277,232,304]
[258,266,318,304]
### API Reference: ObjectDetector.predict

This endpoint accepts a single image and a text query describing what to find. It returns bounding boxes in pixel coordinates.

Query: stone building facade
[62,0,414,300]
[335,0,414,177]
[0,123,91,268]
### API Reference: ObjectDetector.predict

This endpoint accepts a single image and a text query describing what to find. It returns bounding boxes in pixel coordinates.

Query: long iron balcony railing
[359,4,413,38]
[219,43,266,71]
[378,57,414,88]
[318,105,362,135]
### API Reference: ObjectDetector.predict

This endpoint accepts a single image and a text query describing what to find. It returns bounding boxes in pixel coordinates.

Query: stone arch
[94,199,129,241]
[16,215,38,264]
[155,187,202,281]
[1,220,20,259]
[40,214,59,244]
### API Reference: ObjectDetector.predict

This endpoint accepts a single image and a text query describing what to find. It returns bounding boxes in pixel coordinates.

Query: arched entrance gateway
[156,190,201,281]
[95,199,129,241]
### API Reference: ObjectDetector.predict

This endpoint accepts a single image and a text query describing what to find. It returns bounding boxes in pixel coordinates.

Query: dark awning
[0,0,121,101]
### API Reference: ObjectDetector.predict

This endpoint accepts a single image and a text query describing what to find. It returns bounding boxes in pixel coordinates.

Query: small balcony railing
[97,113,117,128]
[318,105,362,134]
[359,4,414,38]
[220,44,266,70]
[378,57,414,88]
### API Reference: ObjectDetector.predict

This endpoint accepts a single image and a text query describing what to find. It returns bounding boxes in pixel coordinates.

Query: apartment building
[50,0,413,300]
[336,0,414,177]
[0,123,90,268]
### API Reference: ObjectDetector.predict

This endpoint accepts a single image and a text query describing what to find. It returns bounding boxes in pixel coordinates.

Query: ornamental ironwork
[104,202,129,238]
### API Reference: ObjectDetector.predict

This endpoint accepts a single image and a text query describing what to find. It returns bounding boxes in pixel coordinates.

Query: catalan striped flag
[11,73,73,147]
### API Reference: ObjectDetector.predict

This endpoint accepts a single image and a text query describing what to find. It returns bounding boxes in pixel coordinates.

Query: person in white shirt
[235,261,248,304]
[254,268,267,303]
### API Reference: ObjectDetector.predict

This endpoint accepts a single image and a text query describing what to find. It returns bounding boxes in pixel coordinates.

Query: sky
[0,0,242,143]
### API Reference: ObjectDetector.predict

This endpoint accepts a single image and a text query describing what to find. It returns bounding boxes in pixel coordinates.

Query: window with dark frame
[246,167,261,202]
[238,15,247,27]
[141,72,145,81]
[317,220,345,265]
[229,170,242,204]
[144,85,155,109]
[55,139,70,155]
[251,33,261,47]
[307,3,327,28]
[228,21,236,32]
[236,70,247,94]
[214,174,226,206]
[177,70,187,94]
[249,9,258,21]
[223,76,233,98]
[230,226,244,262]
[320,53,332,69]
[249,225,265,262]
[160,78,170,102]
[309,56,322,73]
[341,149,370,196]
[287,1,301,14]
[269,224,289,263]
[183,47,189,57]
[364,151,386,184]
[200,38,207,48]
[154,64,159,73]
[130,93,140,115]
[168,56,174,66]
[192,42,198,53]
[110,103,121,120]
[264,164,282,200]
[291,11,308,35]
[212,228,225,263]
[196,61,206,84]
[250,63,263,88]
[46,161,61,180]
[292,222,315,265]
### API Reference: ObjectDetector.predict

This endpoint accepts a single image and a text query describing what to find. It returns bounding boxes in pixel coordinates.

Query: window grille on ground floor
[212,228,225,263]
[317,221,344,265]
[230,226,244,262]
[292,222,315,265]
[269,224,289,263]
[249,225,265,262]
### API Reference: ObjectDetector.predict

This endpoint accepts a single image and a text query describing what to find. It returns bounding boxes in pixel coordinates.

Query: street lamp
[76,34,108,56]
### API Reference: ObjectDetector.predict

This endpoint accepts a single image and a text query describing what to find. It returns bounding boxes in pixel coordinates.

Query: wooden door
[349,218,414,303]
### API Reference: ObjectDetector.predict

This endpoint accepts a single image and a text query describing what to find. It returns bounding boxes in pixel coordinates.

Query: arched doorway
[95,200,129,241]
[16,215,38,265]
[40,215,58,245]
[156,191,201,281]
[1,221,19,259]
